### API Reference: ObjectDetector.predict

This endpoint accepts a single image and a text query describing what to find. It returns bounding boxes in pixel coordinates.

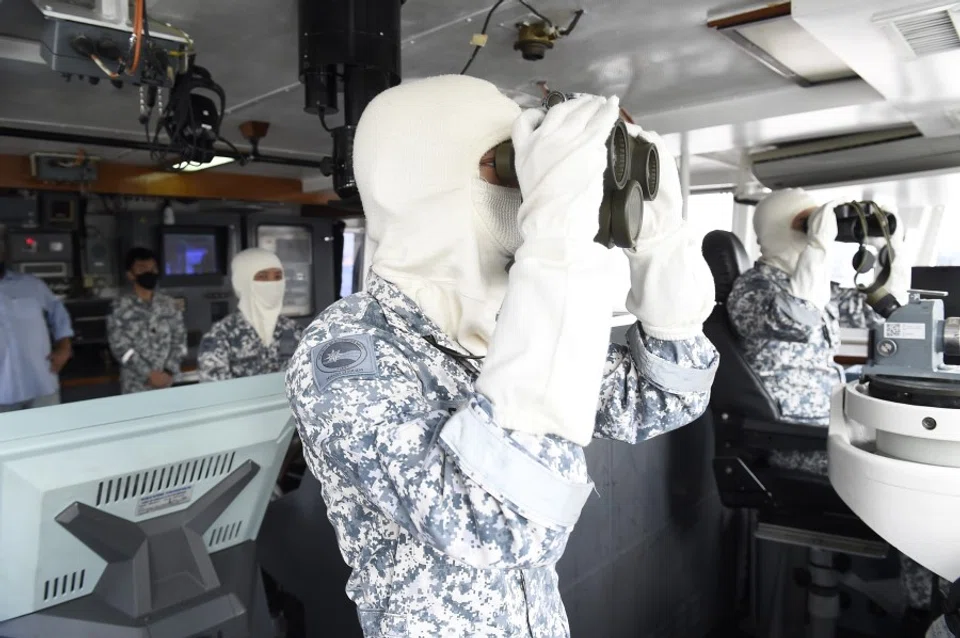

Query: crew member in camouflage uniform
[927,580,959,638]
[285,76,719,637]
[726,188,912,473]
[107,247,187,394]
[725,188,939,626]
[198,248,301,382]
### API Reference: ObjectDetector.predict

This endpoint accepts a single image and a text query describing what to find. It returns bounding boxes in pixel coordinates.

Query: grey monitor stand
[0,461,273,638]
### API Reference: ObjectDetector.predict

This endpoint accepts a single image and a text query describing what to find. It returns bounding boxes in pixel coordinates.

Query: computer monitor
[159,226,229,287]
[911,266,960,364]
[0,373,295,638]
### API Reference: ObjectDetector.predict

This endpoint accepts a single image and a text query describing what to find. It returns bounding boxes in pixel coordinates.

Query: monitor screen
[162,232,220,276]
[911,266,960,365]
[911,267,960,317]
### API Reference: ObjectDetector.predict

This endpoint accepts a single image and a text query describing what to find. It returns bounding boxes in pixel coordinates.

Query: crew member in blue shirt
[0,225,74,412]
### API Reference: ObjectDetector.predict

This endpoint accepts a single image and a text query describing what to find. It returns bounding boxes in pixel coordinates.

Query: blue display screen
[163,233,219,276]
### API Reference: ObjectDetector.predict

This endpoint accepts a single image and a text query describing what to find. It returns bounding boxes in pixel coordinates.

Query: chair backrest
[701,231,781,421]
[701,234,878,544]
[702,229,751,304]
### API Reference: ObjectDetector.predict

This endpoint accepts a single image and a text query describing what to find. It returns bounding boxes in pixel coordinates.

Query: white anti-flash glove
[791,202,839,310]
[513,97,621,244]
[476,96,621,447]
[619,124,715,340]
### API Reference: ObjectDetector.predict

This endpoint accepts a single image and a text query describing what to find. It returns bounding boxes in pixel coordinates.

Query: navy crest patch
[310,334,379,393]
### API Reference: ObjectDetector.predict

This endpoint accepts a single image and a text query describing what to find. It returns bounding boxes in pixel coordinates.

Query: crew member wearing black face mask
[106,247,187,394]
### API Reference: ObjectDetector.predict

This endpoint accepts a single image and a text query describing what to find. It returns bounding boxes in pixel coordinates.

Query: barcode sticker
[883,322,926,340]
[135,485,194,516]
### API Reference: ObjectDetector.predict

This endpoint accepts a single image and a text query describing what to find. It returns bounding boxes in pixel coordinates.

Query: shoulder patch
[309,333,380,394]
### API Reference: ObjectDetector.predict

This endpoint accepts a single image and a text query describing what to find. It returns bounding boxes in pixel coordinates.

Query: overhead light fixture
[170,155,236,172]
[707,2,859,87]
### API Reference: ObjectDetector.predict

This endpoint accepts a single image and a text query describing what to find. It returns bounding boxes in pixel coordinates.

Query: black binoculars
[801,201,898,244]
[491,91,661,250]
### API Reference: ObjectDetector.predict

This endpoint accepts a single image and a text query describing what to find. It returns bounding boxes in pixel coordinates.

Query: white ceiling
[0,0,955,191]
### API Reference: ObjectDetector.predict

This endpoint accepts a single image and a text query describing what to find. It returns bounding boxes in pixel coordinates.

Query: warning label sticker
[135,485,194,517]
[883,322,926,341]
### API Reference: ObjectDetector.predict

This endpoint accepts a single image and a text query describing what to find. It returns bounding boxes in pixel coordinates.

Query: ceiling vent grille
[886,7,960,57]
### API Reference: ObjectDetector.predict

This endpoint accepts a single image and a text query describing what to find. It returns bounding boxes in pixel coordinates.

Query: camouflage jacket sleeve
[728,274,821,342]
[926,615,955,638]
[197,322,231,383]
[274,317,304,373]
[831,283,883,329]
[593,325,718,443]
[287,324,304,371]
[164,303,188,373]
[287,321,593,570]
[106,298,152,381]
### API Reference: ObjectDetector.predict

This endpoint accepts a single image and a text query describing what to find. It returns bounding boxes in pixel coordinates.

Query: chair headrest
[702,230,751,303]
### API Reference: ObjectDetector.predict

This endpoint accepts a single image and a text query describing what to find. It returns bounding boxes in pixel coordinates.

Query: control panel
[8,230,75,298]
[0,195,39,228]
[82,213,118,290]
[38,11,186,87]
[64,298,113,345]
[8,231,73,264]
[1,193,326,389]
[39,192,81,230]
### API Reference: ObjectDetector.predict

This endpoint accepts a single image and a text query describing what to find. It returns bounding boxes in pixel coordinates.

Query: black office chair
[701,231,892,636]
[702,231,875,525]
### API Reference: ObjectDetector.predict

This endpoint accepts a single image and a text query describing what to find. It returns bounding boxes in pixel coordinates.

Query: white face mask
[237,279,285,346]
[251,280,285,309]
[472,177,522,255]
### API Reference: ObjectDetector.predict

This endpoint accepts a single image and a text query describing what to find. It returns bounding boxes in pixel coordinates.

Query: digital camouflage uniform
[107,292,187,394]
[831,282,883,331]
[928,587,959,638]
[726,263,881,474]
[285,273,718,637]
[727,262,943,610]
[197,311,302,382]
[929,615,954,638]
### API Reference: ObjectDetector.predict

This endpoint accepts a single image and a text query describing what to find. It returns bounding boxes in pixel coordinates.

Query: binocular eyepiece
[491,91,661,250]
[801,201,898,244]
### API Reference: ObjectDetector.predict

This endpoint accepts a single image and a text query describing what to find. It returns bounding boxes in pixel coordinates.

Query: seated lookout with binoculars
[715,187,944,625]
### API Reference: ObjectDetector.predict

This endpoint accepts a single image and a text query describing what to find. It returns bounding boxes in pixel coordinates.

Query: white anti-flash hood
[354,75,522,356]
[753,188,819,276]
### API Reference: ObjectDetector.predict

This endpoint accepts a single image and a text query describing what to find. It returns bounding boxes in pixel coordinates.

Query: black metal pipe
[0,127,330,171]
[299,0,402,198]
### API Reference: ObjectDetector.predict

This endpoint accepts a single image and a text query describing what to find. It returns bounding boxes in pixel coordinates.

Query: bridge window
[686,192,734,238]
[936,204,960,265]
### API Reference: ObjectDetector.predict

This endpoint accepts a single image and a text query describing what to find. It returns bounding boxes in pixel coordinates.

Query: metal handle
[908,288,948,299]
